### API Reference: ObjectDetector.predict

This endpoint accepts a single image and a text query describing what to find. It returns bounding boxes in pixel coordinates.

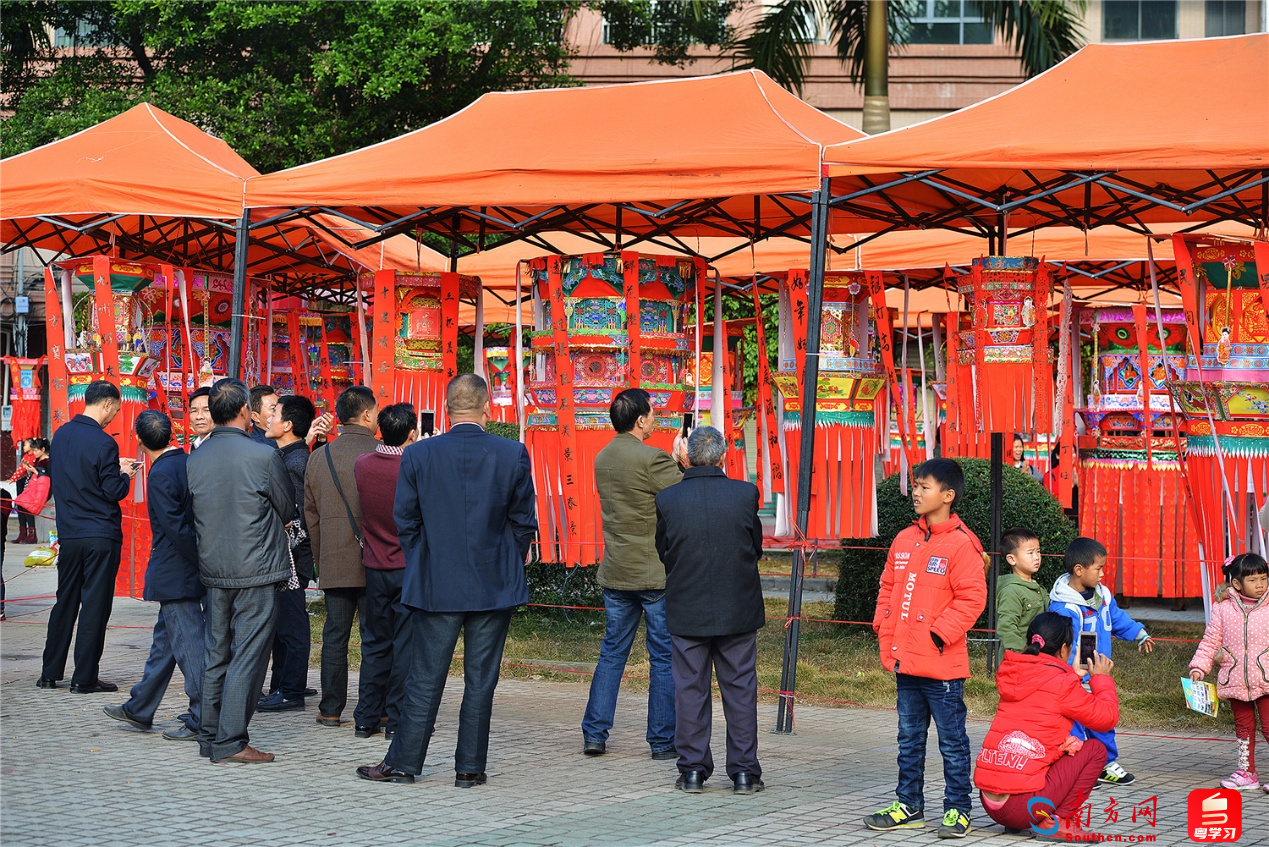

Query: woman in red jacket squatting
[975,612,1120,842]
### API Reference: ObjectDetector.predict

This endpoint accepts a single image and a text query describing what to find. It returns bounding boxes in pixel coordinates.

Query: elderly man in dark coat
[654,425,766,795]
[188,379,295,763]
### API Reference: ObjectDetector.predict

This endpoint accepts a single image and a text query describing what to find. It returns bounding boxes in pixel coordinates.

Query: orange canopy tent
[820,34,1269,235]
[243,70,865,248]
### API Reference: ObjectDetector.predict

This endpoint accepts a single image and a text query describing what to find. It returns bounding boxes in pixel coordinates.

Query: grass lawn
[308,597,1227,734]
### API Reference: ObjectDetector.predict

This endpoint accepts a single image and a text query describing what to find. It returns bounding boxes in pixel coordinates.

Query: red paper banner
[752,285,783,494]
[44,266,70,430]
[547,256,583,566]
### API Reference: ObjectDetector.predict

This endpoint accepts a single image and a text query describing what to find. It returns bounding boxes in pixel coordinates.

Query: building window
[1102,1,1178,40]
[1205,0,1246,35]
[904,0,993,45]
[53,19,113,48]
[600,1,732,47]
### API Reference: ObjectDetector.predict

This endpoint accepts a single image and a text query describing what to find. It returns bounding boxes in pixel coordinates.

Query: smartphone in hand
[1078,632,1098,670]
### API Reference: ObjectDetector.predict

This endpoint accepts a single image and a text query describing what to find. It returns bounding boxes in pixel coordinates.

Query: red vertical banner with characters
[317,317,337,414]
[1032,262,1053,433]
[371,269,396,405]
[1132,303,1154,466]
[751,285,783,495]
[440,272,460,383]
[92,256,121,385]
[547,256,583,567]
[623,252,642,388]
[1058,284,1075,509]
[788,269,808,401]
[44,266,70,431]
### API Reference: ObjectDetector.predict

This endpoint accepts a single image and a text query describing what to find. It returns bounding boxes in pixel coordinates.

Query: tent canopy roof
[821,34,1269,232]
[243,70,864,241]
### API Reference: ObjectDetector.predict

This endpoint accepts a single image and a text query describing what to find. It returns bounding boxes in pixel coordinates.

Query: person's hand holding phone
[119,457,139,478]
[1088,653,1114,676]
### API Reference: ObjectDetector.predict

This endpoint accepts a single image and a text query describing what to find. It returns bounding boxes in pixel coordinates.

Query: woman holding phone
[974,613,1119,842]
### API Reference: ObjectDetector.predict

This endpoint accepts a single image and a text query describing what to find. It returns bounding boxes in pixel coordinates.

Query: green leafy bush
[486,420,519,441]
[834,459,1077,628]
[524,558,604,613]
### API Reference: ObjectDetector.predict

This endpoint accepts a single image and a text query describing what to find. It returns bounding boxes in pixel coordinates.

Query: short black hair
[277,395,316,439]
[609,388,652,434]
[84,380,121,407]
[1022,612,1074,657]
[250,384,278,414]
[1002,527,1040,561]
[188,386,211,405]
[912,457,964,510]
[335,385,377,425]
[1224,553,1269,584]
[1065,537,1108,574]
[135,410,172,451]
[377,403,417,448]
[1013,432,1026,445]
[209,378,250,426]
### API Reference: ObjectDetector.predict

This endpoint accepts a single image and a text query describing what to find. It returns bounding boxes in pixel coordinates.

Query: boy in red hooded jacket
[865,458,987,839]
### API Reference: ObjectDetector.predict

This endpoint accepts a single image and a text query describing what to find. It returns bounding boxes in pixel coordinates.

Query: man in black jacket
[39,380,136,693]
[188,379,294,763]
[654,426,766,796]
[104,411,206,740]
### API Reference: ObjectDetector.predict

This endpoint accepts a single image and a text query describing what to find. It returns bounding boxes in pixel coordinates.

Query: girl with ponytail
[974,613,1119,841]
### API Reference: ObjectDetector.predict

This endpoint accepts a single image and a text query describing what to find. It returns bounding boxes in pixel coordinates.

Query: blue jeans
[895,673,973,815]
[123,599,206,728]
[385,607,513,775]
[581,588,675,753]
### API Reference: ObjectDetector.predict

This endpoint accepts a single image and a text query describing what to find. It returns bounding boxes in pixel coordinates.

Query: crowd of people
[10,377,1269,838]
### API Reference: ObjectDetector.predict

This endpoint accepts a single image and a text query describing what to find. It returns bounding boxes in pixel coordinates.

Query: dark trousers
[354,568,409,730]
[267,584,311,699]
[319,586,365,718]
[670,631,761,781]
[895,673,973,815]
[200,584,277,761]
[386,607,513,776]
[981,739,1108,827]
[41,536,122,686]
[123,599,206,727]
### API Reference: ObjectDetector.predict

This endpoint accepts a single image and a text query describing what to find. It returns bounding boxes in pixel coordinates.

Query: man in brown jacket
[581,388,685,759]
[305,385,379,726]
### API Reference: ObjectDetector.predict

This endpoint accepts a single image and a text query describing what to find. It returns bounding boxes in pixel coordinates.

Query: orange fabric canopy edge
[823,34,1268,175]
[243,70,864,214]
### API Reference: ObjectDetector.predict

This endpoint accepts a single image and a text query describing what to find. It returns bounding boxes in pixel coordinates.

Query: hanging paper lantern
[525,252,700,566]
[772,270,892,539]
[1075,306,1198,599]
[366,270,481,426]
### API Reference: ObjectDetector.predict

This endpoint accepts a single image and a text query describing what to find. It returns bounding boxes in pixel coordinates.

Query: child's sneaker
[1221,769,1261,790]
[1098,762,1136,786]
[863,801,924,831]
[937,809,973,838]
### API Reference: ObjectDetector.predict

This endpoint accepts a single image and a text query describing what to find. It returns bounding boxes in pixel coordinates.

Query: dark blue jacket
[395,423,537,612]
[143,449,203,602]
[50,414,132,541]
[250,425,277,448]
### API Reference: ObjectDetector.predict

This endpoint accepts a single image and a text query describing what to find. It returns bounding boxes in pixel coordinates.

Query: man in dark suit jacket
[39,380,136,693]
[358,374,536,788]
[104,411,206,740]
[655,426,766,795]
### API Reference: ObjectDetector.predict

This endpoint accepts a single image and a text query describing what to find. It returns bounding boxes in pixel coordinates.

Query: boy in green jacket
[996,527,1048,652]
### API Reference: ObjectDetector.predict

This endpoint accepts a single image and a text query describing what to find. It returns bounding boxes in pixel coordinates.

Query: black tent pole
[228,215,250,379]
[774,176,829,734]
[988,432,1003,675]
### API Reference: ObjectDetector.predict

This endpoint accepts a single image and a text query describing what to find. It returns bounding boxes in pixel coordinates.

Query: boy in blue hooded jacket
[1049,537,1155,787]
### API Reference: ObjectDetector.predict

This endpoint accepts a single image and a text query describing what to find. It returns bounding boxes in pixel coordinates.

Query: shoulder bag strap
[324,445,362,547]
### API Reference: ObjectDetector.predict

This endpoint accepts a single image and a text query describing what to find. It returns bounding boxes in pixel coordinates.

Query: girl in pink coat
[1189,553,1269,792]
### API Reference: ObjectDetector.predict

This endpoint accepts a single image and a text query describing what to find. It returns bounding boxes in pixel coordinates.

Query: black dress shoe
[103,704,152,730]
[732,773,765,794]
[356,761,415,784]
[675,769,706,793]
[354,724,381,738]
[384,729,395,741]
[257,691,304,712]
[583,740,606,756]
[70,680,118,694]
[455,772,487,788]
[36,678,59,689]
[651,748,677,761]
[303,687,318,697]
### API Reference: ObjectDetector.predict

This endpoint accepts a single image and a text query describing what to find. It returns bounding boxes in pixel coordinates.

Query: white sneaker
[1220,769,1260,790]
[1098,762,1136,786]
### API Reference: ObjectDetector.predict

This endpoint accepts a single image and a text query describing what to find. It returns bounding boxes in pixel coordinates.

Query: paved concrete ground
[1,551,1263,847]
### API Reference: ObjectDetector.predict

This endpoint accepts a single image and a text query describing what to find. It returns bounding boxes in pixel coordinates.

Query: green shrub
[834,459,1077,628]
[486,420,519,441]
[524,558,603,613]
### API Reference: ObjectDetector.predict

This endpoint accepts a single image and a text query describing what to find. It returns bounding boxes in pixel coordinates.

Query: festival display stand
[1075,306,1199,600]
[482,337,521,424]
[365,270,481,428]
[771,270,895,540]
[1169,236,1269,608]
[685,319,750,482]
[266,304,358,416]
[524,252,701,567]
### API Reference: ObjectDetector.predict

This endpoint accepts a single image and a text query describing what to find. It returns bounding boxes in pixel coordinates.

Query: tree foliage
[1,0,580,171]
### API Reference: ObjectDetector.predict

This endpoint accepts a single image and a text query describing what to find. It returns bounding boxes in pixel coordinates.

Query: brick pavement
[2,556,1265,847]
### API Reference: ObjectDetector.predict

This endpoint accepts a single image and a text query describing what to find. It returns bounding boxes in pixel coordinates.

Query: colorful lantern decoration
[267,308,358,416]
[772,270,890,539]
[525,252,700,566]
[1169,237,1269,602]
[4,357,45,443]
[366,270,481,425]
[1076,306,1199,599]
[483,342,520,424]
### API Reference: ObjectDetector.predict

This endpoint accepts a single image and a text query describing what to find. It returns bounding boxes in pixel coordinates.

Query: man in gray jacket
[188,379,295,763]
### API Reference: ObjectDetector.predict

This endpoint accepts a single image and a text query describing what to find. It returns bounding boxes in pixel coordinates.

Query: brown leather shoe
[223,744,275,763]
[316,714,342,727]
[455,771,488,788]
[356,761,415,784]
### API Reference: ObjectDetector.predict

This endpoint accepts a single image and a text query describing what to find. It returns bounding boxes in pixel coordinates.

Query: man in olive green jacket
[582,388,686,759]
[304,386,379,724]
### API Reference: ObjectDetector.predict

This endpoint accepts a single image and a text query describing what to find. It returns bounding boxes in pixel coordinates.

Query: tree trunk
[862,0,890,134]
